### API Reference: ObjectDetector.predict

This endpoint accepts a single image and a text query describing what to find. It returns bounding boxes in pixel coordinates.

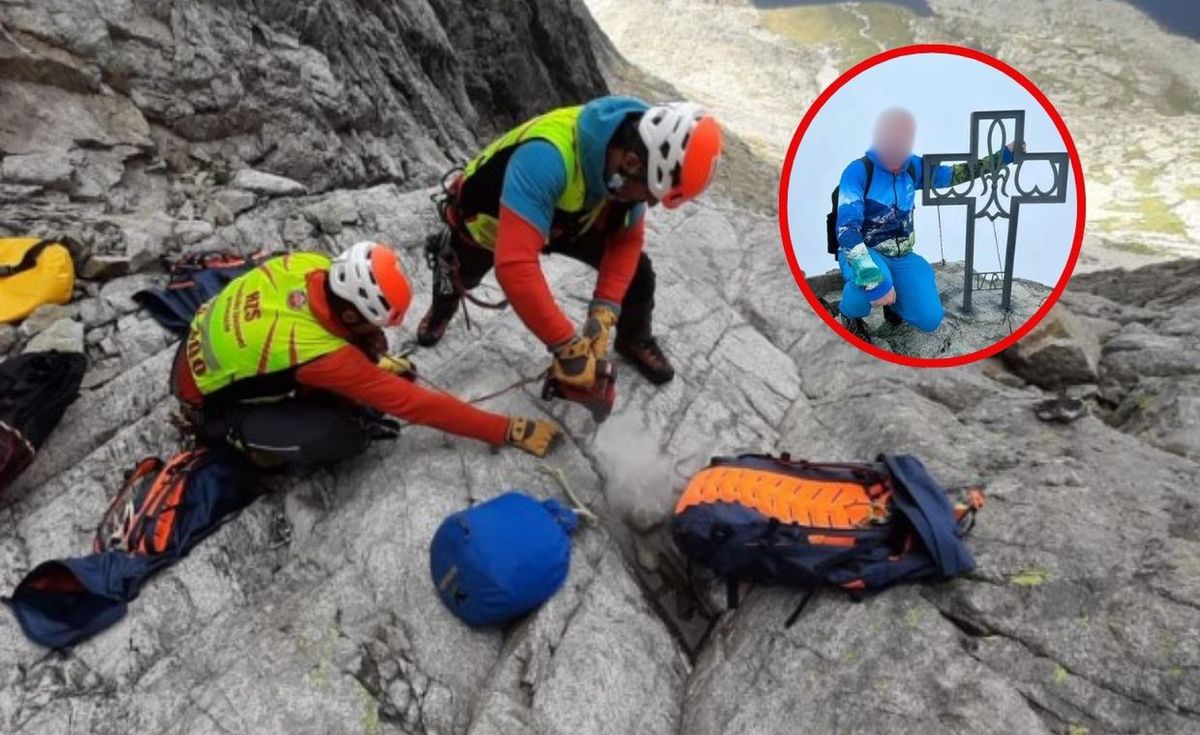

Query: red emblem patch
[287,289,307,310]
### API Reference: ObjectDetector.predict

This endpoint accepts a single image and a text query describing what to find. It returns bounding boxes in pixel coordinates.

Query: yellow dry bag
[0,237,75,324]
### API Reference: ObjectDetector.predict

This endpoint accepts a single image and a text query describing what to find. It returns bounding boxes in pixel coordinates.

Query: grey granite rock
[213,188,258,216]
[0,150,74,188]
[97,274,158,315]
[0,2,1196,734]
[0,324,16,355]
[230,169,307,198]
[17,303,76,337]
[1002,306,1100,390]
[21,317,83,354]
[807,261,1053,359]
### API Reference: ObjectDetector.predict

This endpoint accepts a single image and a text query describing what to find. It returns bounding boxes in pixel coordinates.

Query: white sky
[785,52,1079,286]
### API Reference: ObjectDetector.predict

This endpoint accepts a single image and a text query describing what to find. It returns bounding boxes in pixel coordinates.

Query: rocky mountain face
[585,0,1200,269]
[0,0,606,261]
[806,261,1054,359]
[1,2,1197,735]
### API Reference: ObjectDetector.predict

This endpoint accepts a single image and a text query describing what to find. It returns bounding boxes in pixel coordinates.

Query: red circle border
[777,43,1087,368]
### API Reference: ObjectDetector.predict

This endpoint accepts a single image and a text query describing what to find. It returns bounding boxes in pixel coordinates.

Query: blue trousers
[839,249,944,333]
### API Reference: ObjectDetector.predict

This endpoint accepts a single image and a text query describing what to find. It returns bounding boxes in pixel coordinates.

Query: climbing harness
[424,166,617,420]
[427,169,509,332]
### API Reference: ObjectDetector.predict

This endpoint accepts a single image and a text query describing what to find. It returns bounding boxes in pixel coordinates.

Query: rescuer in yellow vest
[172,241,559,467]
[418,96,723,393]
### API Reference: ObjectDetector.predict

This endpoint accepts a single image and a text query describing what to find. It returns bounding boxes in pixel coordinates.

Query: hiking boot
[417,294,460,347]
[615,336,675,385]
[840,314,872,344]
[882,304,903,326]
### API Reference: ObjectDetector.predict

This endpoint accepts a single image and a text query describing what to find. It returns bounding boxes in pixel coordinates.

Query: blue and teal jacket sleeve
[835,158,869,252]
[499,140,567,236]
[836,159,893,298]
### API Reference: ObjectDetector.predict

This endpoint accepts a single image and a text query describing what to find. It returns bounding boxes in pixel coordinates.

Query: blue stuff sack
[430,492,579,627]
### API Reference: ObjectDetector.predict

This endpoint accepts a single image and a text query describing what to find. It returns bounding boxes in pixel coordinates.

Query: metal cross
[922,110,1070,312]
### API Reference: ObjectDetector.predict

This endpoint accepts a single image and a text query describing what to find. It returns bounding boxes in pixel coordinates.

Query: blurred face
[337,303,381,338]
[873,109,916,172]
[606,148,657,206]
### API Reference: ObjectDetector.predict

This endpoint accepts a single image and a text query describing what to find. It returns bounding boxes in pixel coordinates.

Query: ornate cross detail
[922,110,1070,312]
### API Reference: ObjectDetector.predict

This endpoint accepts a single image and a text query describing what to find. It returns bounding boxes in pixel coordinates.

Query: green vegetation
[1135,197,1187,235]
[761,2,915,67]
[1106,197,1187,236]
[905,606,923,628]
[1160,73,1200,117]
[1132,168,1155,194]
[1009,567,1048,587]
[357,682,383,735]
[1102,240,1162,256]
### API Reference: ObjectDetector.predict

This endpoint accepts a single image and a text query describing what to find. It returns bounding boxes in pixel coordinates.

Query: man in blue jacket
[834,109,1016,341]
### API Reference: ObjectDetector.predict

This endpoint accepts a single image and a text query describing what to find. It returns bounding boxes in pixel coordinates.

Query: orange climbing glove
[582,301,619,360]
[550,336,600,390]
[376,353,417,381]
[507,417,563,458]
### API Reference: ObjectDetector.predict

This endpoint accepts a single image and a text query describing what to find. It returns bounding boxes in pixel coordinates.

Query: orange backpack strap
[93,457,165,554]
[131,451,204,555]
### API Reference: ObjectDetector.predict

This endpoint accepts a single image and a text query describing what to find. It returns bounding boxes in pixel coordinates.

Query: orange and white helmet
[639,102,723,209]
[329,241,412,327]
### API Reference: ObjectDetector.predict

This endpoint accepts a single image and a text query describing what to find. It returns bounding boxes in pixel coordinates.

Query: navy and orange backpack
[672,453,983,620]
[7,448,260,649]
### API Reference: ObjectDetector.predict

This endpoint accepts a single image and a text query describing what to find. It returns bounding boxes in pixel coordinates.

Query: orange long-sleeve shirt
[176,271,509,446]
[493,204,645,347]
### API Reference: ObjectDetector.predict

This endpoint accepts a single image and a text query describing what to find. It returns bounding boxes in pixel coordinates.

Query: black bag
[0,351,87,493]
[826,156,875,259]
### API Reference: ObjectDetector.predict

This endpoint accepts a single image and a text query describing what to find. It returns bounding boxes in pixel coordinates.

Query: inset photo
[780,45,1085,366]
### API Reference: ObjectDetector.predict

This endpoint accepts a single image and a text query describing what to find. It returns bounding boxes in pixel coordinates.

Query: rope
[991,218,1004,274]
[538,465,599,525]
[991,218,1017,328]
[414,369,544,406]
[936,207,946,265]
[428,167,508,328]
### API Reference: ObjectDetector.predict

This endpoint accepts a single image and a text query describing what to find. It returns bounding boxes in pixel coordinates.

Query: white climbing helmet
[329,241,412,327]
[638,102,723,209]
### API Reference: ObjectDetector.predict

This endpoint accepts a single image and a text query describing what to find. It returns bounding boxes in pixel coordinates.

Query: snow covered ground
[585,0,1200,270]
